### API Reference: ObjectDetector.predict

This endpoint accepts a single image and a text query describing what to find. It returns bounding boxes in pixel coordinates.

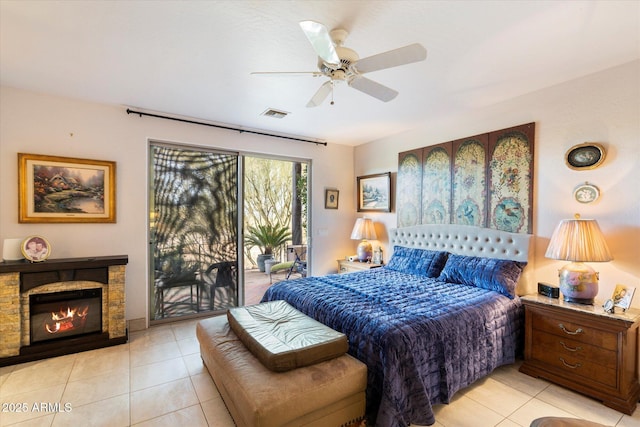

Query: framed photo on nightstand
[612,284,635,311]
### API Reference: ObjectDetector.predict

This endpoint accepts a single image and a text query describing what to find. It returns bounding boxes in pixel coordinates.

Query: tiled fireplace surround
[0,256,128,366]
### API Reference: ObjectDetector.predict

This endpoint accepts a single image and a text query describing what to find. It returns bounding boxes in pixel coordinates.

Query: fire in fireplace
[30,289,102,344]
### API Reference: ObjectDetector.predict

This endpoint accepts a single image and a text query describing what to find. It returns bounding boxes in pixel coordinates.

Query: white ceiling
[1,1,638,146]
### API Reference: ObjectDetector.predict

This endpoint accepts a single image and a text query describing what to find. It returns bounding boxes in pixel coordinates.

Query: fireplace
[0,255,128,366]
[30,288,102,344]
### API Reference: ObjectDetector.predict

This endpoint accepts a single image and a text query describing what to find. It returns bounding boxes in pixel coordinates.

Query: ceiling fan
[252,21,427,107]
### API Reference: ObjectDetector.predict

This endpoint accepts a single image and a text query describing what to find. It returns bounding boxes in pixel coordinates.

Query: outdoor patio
[154,267,292,319]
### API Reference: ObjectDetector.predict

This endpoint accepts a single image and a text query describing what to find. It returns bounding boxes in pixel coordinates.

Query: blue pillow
[437,254,526,298]
[385,246,449,278]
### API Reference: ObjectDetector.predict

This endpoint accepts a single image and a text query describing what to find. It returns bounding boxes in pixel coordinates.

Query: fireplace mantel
[0,255,128,293]
[0,255,128,366]
[0,255,128,273]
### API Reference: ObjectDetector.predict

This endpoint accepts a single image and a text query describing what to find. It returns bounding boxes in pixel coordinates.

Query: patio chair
[202,261,237,310]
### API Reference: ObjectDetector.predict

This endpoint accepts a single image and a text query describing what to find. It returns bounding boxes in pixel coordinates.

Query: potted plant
[245,223,292,272]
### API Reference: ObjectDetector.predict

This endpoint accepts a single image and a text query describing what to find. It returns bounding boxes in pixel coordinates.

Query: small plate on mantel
[573,182,600,204]
[565,143,606,170]
[21,235,51,262]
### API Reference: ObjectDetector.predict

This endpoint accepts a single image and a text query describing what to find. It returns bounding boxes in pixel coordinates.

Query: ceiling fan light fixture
[261,108,289,119]
[331,70,347,81]
[254,21,427,107]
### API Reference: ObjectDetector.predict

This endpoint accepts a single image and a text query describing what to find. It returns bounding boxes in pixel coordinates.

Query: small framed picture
[357,172,391,212]
[325,189,339,209]
[565,143,606,170]
[612,284,635,312]
[21,235,51,262]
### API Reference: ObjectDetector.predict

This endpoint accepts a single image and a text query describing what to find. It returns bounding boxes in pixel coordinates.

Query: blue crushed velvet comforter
[261,267,523,427]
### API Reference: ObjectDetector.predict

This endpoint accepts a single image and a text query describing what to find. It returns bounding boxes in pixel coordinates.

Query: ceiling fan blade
[307,81,333,107]
[251,71,323,77]
[349,76,398,102]
[299,21,340,68]
[355,43,427,74]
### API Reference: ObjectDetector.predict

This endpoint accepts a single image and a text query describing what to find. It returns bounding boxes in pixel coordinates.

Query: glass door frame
[148,140,242,324]
[148,140,312,324]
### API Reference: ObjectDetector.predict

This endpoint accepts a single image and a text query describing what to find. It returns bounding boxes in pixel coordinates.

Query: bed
[261,224,533,427]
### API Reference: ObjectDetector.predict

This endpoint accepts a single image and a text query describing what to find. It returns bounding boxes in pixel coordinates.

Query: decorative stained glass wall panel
[422,144,452,224]
[395,123,534,234]
[489,123,535,233]
[397,150,422,227]
[452,136,487,227]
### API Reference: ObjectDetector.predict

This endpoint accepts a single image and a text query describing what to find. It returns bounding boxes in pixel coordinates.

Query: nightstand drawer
[337,260,381,274]
[531,331,617,387]
[531,310,617,351]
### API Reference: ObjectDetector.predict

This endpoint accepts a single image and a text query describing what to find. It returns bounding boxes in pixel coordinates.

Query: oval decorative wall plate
[573,182,600,204]
[565,143,606,170]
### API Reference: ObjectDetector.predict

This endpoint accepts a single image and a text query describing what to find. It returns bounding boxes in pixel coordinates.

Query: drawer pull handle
[558,323,583,335]
[560,357,582,369]
[560,341,582,352]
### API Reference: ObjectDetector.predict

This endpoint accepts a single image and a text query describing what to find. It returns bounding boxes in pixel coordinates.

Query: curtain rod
[126,108,327,146]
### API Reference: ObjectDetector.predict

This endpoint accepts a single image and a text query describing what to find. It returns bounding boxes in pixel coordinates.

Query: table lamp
[545,214,612,304]
[350,217,377,262]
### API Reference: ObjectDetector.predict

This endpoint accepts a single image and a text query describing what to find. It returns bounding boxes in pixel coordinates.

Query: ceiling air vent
[261,108,289,119]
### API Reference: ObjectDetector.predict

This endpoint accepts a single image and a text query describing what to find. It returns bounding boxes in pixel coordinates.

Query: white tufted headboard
[389,224,534,295]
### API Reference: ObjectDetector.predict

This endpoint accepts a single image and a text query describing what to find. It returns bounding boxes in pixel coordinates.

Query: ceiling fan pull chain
[330,82,335,106]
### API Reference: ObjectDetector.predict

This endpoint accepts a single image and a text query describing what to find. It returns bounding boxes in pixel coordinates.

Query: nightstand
[519,294,640,414]
[337,259,382,274]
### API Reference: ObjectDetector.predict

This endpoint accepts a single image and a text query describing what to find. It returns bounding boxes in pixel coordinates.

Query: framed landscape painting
[19,153,116,223]
[357,172,391,212]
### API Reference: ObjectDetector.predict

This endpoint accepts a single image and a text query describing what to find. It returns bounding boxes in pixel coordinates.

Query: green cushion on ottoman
[227,300,348,372]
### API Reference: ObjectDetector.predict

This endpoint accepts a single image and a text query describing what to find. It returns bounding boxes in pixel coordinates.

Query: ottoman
[196,312,367,427]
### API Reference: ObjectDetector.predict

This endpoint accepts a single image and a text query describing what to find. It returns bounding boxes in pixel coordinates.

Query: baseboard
[127,317,146,332]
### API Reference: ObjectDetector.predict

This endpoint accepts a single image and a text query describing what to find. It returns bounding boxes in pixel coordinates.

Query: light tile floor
[1,318,639,427]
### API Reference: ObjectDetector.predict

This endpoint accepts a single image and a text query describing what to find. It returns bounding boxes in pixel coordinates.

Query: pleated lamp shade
[545,215,612,304]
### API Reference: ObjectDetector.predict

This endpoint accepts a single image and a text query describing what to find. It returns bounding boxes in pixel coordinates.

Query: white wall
[0,86,357,324]
[355,60,640,307]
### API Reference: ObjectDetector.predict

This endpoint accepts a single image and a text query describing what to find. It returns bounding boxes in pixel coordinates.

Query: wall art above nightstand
[565,142,606,170]
[573,182,600,204]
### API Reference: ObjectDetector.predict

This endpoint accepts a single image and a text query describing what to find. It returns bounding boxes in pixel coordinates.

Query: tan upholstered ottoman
[196,314,367,427]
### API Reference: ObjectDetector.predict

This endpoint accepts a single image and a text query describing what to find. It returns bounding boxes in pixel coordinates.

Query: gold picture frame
[565,143,606,170]
[21,235,51,262]
[19,153,116,223]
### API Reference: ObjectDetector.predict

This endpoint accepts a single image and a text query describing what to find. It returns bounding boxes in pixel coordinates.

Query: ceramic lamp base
[559,262,599,304]
[356,240,373,262]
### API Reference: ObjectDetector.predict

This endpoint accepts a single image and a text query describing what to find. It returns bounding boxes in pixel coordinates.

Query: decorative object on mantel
[2,238,24,261]
[545,213,612,304]
[21,235,51,262]
[357,172,391,212]
[324,188,339,209]
[565,142,606,170]
[573,182,600,204]
[350,217,377,262]
[18,153,116,223]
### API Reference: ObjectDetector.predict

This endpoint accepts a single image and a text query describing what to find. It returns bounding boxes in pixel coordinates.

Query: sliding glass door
[149,144,239,321]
